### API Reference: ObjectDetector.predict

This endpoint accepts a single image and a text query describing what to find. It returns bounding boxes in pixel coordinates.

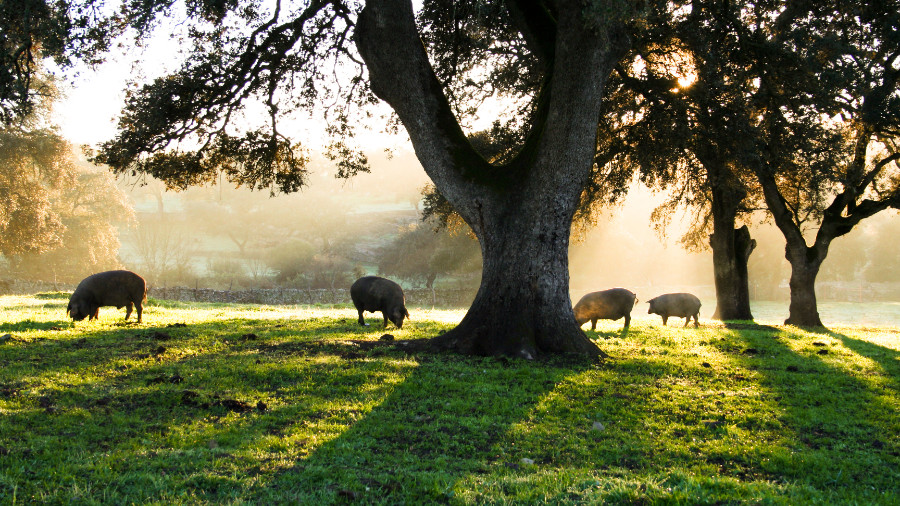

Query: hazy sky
[51,10,427,150]
[51,28,179,145]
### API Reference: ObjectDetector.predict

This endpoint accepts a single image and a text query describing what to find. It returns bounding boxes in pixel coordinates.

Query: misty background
[4,142,897,325]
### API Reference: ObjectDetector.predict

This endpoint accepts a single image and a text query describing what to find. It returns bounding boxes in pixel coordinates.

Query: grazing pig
[573,288,638,330]
[350,276,410,329]
[67,270,147,323]
[647,293,701,328]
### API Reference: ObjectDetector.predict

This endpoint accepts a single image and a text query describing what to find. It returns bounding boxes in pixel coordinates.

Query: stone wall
[147,286,476,308]
[0,279,476,307]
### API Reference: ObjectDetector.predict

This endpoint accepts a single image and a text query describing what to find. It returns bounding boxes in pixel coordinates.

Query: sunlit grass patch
[0,294,897,504]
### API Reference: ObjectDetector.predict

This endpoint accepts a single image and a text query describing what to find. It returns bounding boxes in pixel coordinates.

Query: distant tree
[129,215,197,285]
[291,195,355,254]
[205,256,248,289]
[309,253,356,291]
[615,2,764,321]
[183,185,284,256]
[13,166,133,282]
[1,125,132,281]
[244,249,271,283]
[0,127,67,256]
[265,239,317,284]
[378,221,480,289]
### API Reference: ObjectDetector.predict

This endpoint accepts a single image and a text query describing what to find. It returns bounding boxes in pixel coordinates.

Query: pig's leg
[125,302,133,321]
[623,314,631,328]
[590,319,597,331]
[357,309,368,326]
[662,315,668,325]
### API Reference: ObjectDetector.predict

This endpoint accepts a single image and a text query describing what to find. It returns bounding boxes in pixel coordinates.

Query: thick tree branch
[857,152,900,195]
[356,0,495,229]
[753,161,807,248]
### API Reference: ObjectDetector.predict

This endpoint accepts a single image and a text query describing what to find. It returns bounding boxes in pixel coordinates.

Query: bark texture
[700,155,755,321]
[355,0,628,357]
[784,245,824,327]
[709,224,756,321]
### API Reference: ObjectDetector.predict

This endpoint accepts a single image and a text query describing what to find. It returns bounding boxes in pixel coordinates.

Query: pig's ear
[405,308,411,319]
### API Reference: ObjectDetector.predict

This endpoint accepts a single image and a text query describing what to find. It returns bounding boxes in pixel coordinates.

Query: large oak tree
[349,0,633,357]
[749,1,900,326]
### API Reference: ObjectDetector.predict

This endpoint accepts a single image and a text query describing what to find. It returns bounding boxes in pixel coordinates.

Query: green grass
[0,294,898,504]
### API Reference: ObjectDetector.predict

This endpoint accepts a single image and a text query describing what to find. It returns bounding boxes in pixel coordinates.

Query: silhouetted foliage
[0,0,116,124]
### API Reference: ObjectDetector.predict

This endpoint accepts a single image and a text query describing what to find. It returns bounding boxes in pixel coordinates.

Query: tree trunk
[431,193,602,358]
[784,244,824,327]
[707,173,755,321]
[710,225,756,320]
[755,160,896,327]
[752,162,837,328]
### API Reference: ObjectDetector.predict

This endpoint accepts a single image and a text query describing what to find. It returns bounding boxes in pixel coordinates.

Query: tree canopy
[748,1,900,325]
[0,0,113,124]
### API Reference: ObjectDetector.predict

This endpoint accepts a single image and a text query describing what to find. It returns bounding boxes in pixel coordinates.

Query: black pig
[573,288,637,330]
[350,276,410,329]
[647,293,701,328]
[67,270,147,323]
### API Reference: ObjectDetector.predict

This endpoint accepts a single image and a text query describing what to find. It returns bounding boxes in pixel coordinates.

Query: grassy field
[0,294,898,504]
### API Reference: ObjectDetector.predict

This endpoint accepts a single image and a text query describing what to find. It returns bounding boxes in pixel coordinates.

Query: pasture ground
[0,294,898,504]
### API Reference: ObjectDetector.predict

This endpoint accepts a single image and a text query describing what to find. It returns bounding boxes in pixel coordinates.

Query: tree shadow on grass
[0,330,428,502]
[827,330,900,386]
[0,317,604,504]
[246,351,598,503]
[0,316,360,379]
[720,321,780,332]
[586,327,631,340]
[0,317,358,409]
[0,324,197,382]
[0,319,70,332]
[714,326,900,496]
